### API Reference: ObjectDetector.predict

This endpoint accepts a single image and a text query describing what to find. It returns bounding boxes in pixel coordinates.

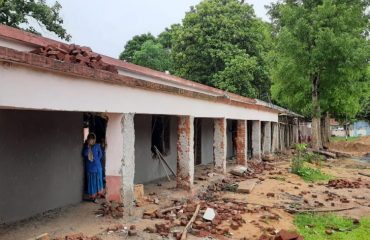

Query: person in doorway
[83,133,104,203]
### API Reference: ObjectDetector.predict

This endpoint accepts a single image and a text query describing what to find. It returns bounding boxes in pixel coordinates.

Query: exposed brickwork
[176,116,194,191]
[214,118,227,174]
[0,45,280,114]
[235,120,247,166]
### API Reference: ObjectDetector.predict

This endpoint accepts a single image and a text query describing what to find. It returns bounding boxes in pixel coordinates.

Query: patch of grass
[296,166,332,182]
[330,136,359,142]
[294,214,370,240]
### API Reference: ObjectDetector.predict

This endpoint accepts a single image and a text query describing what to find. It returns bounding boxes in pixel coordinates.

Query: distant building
[330,119,370,137]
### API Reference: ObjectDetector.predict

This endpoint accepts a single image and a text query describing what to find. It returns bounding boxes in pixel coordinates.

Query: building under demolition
[0,24,301,224]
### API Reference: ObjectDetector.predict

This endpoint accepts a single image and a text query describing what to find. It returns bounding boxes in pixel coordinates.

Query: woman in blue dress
[83,133,104,202]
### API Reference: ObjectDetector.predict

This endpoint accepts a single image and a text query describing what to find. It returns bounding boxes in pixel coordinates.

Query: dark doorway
[151,115,170,157]
[194,118,202,165]
[247,120,253,158]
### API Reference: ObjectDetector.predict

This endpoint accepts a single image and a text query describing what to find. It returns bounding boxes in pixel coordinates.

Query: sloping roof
[0,24,300,116]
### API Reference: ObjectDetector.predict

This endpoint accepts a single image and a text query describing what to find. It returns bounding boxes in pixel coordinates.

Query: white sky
[43,0,274,58]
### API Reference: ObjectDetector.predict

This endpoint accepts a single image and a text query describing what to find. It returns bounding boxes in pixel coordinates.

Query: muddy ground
[1,147,370,240]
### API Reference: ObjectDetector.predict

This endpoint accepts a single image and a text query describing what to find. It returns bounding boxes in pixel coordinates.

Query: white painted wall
[0,64,278,122]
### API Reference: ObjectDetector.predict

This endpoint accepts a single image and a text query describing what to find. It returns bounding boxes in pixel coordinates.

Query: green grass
[294,214,370,240]
[330,136,359,142]
[296,166,332,182]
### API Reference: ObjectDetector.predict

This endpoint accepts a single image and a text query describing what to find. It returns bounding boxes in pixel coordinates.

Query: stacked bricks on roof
[30,44,118,73]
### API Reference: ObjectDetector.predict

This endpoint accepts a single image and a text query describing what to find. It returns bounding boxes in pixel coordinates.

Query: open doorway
[247,120,253,158]
[194,118,202,165]
[82,113,108,200]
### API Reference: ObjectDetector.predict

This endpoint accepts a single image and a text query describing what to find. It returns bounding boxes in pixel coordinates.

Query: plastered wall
[134,115,178,184]
[0,110,83,223]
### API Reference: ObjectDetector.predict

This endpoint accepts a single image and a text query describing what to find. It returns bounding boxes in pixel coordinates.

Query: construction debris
[327,179,361,189]
[202,207,216,221]
[53,233,102,240]
[230,165,248,176]
[95,201,124,218]
[30,44,118,73]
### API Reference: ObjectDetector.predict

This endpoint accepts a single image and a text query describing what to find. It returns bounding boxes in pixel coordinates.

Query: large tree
[132,40,172,72]
[269,0,369,149]
[171,0,272,99]
[0,0,70,41]
[119,33,156,62]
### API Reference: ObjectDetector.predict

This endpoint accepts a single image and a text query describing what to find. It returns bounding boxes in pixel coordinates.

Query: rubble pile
[30,44,118,73]
[143,199,247,239]
[327,179,361,189]
[53,233,102,240]
[259,229,304,240]
[95,201,124,218]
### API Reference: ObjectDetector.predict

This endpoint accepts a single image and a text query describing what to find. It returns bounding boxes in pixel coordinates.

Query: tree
[269,0,369,149]
[171,0,272,100]
[132,40,172,72]
[119,33,156,62]
[0,0,71,41]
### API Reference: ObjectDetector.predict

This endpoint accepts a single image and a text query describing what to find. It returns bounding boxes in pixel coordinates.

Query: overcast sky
[44,0,274,58]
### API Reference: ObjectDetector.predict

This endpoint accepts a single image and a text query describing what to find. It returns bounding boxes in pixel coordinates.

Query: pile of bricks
[327,179,361,189]
[259,229,304,240]
[53,233,102,240]
[95,201,124,218]
[30,44,118,73]
[143,199,247,239]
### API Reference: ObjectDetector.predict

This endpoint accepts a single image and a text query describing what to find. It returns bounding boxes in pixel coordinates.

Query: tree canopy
[132,40,172,72]
[171,0,272,99]
[119,33,156,62]
[268,0,369,148]
[0,0,71,41]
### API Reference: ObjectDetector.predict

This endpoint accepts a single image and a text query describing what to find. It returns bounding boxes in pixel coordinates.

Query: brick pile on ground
[143,198,247,239]
[53,233,102,240]
[30,44,118,73]
[258,229,303,240]
[95,201,124,218]
[327,179,361,189]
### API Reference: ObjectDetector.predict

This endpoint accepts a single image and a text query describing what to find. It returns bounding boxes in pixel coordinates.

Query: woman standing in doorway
[83,133,104,202]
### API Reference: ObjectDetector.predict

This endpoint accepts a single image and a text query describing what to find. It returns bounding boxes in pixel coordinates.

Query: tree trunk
[311,74,322,150]
[321,112,331,149]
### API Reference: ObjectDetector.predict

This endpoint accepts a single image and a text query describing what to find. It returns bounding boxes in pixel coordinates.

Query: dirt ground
[328,136,370,157]
[1,156,370,240]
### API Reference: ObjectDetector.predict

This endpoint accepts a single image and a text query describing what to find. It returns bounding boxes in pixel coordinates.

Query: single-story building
[0,24,300,224]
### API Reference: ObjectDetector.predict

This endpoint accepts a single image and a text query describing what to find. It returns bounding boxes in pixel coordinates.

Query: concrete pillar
[271,122,279,152]
[263,122,272,154]
[105,113,135,215]
[214,118,227,173]
[235,120,247,166]
[177,116,194,190]
[252,120,261,160]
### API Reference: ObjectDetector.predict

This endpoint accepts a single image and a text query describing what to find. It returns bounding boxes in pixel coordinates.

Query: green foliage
[171,0,272,99]
[132,40,172,72]
[296,166,331,182]
[0,0,71,40]
[268,0,370,118]
[304,152,325,166]
[294,214,370,240]
[291,143,307,173]
[119,33,156,62]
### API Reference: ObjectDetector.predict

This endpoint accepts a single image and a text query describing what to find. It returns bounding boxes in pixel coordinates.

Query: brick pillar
[252,120,261,160]
[105,113,135,215]
[177,116,194,191]
[235,120,247,166]
[214,118,227,173]
[263,122,272,154]
[271,122,279,152]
